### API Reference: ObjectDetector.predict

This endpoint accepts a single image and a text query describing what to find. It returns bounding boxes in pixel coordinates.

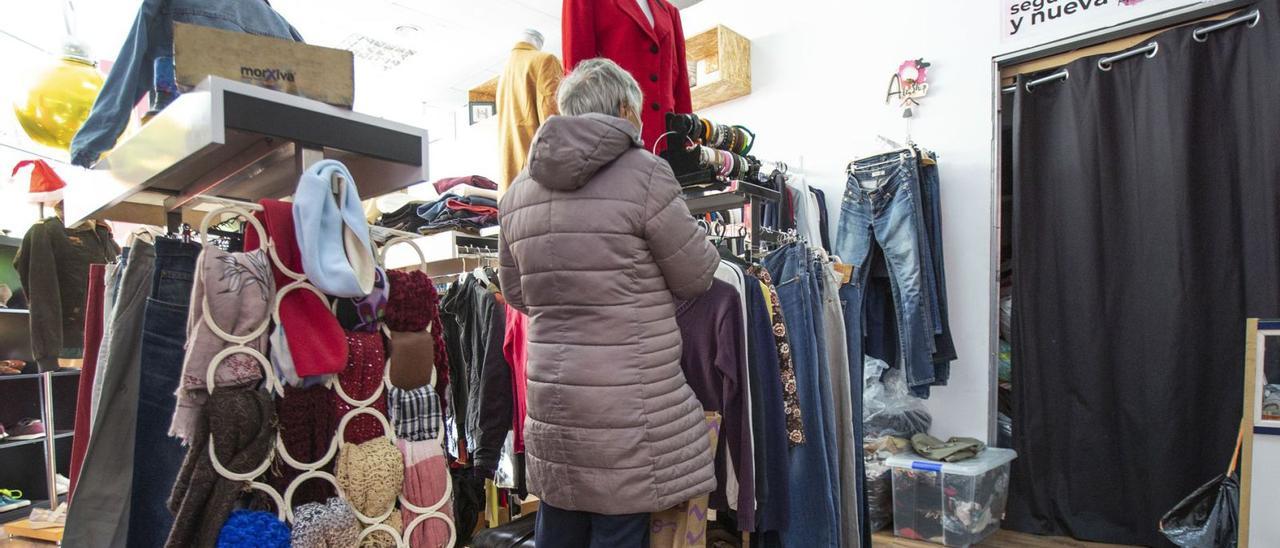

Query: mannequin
[496,28,564,193]
[562,0,692,150]
[635,0,655,27]
[517,28,545,50]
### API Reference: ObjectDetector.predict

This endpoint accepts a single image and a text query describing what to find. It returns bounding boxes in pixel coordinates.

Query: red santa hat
[11,160,66,205]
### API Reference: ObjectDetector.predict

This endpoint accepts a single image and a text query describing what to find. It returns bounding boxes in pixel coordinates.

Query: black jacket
[14,218,119,371]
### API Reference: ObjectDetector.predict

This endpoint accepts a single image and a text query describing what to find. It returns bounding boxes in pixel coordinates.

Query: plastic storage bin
[886,448,1017,547]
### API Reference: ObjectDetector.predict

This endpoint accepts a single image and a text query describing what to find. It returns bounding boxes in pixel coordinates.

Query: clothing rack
[182,193,458,547]
[684,178,783,263]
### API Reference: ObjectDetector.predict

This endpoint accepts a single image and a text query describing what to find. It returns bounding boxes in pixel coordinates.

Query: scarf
[171,247,273,443]
[166,387,276,548]
[293,159,376,298]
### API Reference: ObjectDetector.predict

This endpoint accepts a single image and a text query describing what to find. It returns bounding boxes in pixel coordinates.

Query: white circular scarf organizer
[197,205,456,547]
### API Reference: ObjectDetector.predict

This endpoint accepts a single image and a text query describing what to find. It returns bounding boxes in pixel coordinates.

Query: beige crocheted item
[336,437,405,519]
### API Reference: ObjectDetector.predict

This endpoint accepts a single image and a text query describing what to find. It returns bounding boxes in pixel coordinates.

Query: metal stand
[39,371,58,511]
[684,179,782,262]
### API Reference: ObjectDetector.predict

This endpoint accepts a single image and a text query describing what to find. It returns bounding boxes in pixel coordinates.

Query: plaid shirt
[388,385,442,441]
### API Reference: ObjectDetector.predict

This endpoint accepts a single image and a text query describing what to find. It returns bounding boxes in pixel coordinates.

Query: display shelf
[686,25,752,110]
[683,179,781,216]
[0,494,65,527]
[376,228,498,271]
[62,76,431,225]
[0,432,73,451]
[0,369,80,383]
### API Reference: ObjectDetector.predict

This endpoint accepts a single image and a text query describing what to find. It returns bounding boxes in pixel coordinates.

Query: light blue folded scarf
[293,160,376,298]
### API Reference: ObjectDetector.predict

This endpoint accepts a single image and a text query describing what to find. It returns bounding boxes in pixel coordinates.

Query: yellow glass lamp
[12,39,103,151]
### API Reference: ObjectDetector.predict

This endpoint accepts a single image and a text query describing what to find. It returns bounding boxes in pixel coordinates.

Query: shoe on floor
[28,502,67,528]
[0,489,30,513]
[0,359,23,375]
[55,473,69,495]
[0,423,8,441]
[7,418,44,440]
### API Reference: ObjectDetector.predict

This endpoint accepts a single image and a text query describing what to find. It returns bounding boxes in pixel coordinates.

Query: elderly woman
[498,58,719,547]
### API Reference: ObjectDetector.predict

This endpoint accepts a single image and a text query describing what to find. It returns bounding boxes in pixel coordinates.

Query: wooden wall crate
[686,25,752,111]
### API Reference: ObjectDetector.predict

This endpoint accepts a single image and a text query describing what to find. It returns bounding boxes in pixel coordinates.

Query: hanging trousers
[127,239,199,548]
[64,241,156,548]
[762,243,839,548]
[818,263,860,548]
[534,502,651,548]
[835,151,935,395]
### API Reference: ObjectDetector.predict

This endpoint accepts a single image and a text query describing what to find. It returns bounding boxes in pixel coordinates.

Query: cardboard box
[173,22,355,108]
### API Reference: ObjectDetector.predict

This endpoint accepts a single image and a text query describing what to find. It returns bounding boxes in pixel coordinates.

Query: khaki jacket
[497,42,562,193]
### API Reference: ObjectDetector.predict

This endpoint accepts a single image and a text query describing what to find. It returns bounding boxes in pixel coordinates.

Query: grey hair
[557,58,643,118]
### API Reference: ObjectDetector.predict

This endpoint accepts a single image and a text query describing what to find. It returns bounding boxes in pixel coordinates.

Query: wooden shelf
[469,77,499,104]
[686,25,752,111]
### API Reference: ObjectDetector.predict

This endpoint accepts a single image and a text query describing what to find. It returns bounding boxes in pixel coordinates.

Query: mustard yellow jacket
[497,42,563,193]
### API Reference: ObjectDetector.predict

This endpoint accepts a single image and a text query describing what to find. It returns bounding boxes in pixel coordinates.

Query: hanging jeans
[763,243,839,548]
[834,151,936,394]
[839,279,872,546]
[917,159,956,379]
[65,241,156,548]
[535,502,651,548]
[818,263,860,548]
[127,238,199,548]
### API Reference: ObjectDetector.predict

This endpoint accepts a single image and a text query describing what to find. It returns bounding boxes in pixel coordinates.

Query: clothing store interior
[1,0,1278,547]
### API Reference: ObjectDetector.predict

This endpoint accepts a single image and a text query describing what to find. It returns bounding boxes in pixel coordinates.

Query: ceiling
[0,0,702,142]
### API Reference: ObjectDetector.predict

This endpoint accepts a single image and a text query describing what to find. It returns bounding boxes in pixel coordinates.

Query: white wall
[679,0,1001,440]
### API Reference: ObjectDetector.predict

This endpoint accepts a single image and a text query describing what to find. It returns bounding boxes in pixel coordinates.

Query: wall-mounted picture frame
[469,101,496,125]
[1253,320,1280,427]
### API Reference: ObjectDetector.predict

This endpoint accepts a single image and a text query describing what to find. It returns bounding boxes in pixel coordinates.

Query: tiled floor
[1,527,1138,547]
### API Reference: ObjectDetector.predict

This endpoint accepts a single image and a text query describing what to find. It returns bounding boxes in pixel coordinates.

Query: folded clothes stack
[377,176,499,234]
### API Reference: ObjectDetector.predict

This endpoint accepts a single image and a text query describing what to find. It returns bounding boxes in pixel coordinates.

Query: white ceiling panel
[1,0,694,146]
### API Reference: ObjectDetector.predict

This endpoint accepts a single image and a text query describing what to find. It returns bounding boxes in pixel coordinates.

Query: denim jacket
[69,0,302,167]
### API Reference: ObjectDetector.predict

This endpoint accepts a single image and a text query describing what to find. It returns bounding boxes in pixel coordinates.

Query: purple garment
[433,175,497,194]
[674,278,756,530]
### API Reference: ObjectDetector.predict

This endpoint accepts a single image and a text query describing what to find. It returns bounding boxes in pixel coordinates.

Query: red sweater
[503,305,529,452]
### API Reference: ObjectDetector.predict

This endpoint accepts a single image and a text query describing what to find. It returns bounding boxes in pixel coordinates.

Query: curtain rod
[1002,8,1261,94]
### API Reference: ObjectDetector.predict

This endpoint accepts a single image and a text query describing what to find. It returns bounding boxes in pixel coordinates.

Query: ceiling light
[395,24,422,36]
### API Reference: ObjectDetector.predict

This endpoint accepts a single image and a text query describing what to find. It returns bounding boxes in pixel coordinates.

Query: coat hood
[527,113,642,191]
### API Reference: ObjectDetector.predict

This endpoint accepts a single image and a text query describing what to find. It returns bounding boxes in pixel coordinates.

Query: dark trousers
[534,502,651,548]
[127,238,199,548]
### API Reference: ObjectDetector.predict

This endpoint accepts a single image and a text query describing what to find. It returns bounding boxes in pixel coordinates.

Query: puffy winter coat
[498,113,719,514]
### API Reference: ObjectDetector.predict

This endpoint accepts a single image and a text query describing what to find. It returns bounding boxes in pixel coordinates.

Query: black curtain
[1008,1,1280,546]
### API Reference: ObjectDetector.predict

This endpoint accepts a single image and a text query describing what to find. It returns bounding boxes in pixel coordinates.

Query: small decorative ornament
[886,58,932,117]
[11,159,67,205]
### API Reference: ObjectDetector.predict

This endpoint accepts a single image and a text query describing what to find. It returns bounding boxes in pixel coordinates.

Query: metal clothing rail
[684,178,783,262]
[1001,8,1262,94]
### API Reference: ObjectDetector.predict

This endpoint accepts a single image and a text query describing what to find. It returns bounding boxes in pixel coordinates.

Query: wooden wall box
[686,25,752,111]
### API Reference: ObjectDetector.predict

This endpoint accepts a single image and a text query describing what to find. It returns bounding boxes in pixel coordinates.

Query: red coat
[562,0,692,150]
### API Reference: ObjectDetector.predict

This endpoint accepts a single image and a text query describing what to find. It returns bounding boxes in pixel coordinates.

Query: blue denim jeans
[535,502,651,548]
[918,157,957,369]
[839,280,871,545]
[763,243,839,548]
[834,151,936,393]
[127,238,199,548]
[69,0,302,167]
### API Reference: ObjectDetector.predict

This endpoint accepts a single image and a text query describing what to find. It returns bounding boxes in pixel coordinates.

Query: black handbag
[471,511,537,548]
